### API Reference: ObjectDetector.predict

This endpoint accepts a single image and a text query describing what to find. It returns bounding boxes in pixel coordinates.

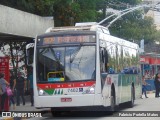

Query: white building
[143,0,160,30]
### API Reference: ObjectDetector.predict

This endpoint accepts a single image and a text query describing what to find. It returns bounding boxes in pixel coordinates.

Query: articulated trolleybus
[26,22,141,115]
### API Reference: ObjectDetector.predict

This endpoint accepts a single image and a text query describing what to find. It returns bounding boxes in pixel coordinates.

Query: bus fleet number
[68,88,79,92]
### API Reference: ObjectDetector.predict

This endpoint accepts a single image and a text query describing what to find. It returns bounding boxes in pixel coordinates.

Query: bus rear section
[33,32,103,111]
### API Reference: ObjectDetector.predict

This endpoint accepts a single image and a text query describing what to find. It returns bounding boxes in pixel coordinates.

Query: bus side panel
[93,94,104,106]
[101,74,119,107]
[118,74,141,104]
[118,74,132,103]
[134,75,142,99]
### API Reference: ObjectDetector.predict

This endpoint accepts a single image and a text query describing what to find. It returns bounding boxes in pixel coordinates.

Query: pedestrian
[0,72,10,111]
[16,72,26,106]
[9,71,16,110]
[28,68,34,106]
[154,73,160,98]
[141,76,149,98]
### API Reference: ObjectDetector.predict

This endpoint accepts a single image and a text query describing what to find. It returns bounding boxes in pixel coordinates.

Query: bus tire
[109,88,115,112]
[128,86,134,108]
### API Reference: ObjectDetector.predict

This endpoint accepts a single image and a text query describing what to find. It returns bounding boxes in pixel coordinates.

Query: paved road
[2,93,160,120]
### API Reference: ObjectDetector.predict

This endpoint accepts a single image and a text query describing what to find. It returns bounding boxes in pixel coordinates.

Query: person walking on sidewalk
[154,73,160,98]
[9,71,16,110]
[141,76,150,98]
[28,68,34,106]
[16,72,26,106]
[0,72,10,111]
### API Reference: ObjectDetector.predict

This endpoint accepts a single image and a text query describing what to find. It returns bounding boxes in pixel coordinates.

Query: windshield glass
[37,46,96,82]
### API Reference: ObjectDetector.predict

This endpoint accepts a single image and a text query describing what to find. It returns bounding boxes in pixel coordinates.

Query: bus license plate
[61,98,72,102]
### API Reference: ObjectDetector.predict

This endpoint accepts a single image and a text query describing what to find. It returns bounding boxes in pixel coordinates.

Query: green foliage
[0,0,159,44]
[0,0,54,16]
[0,41,28,77]
[78,0,97,22]
[109,10,158,43]
[53,0,80,26]
[0,0,143,26]
[53,0,98,26]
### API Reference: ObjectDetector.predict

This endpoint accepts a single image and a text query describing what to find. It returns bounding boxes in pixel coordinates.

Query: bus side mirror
[26,43,34,66]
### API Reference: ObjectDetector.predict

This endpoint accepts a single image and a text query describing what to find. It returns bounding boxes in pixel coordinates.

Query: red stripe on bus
[37,81,95,89]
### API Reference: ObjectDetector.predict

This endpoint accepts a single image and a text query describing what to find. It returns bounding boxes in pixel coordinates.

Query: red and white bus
[26,23,141,116]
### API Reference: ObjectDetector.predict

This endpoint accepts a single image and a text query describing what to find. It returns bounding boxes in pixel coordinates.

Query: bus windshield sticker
[47,71,65,82]
[48,78,64,82]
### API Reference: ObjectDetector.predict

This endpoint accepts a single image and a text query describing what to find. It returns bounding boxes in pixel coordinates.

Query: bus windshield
[37,45,96,82]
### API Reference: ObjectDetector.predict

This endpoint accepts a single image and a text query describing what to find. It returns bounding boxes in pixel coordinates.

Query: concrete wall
[0,5,54,38]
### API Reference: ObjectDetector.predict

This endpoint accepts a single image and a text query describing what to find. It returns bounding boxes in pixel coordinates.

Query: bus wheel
[128,86,134,108]
[110,89,115,112]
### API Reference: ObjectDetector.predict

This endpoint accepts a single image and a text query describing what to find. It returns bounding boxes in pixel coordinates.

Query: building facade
[143,0,160,30]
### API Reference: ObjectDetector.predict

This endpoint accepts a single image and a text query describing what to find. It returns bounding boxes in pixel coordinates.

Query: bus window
[37,46,96,82]
[104,49,108,72]
[100,48,105,72]
[100,48,109,73]
[102,49,104,63]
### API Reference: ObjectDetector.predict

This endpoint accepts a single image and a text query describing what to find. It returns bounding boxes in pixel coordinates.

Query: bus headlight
[83,84,95,94]
[39,89,45,96]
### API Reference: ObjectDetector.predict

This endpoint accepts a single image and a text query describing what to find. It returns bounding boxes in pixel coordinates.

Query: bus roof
[101,34,139,49]
[45,23,110,35]
[42,23,138,49]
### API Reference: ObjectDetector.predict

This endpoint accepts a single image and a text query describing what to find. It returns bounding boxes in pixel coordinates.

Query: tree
[0,0,143,27]
[96,0,159,45]
[96,0,142,21]
[108,10,158,44]
[0,41,28,77]
[53,0,98,26]
[0,0,159,46]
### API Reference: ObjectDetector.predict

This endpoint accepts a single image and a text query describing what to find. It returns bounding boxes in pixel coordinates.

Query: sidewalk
[142,91,155,98]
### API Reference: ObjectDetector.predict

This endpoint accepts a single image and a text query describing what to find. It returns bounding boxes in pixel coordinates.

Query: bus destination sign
[42,35,95,45]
